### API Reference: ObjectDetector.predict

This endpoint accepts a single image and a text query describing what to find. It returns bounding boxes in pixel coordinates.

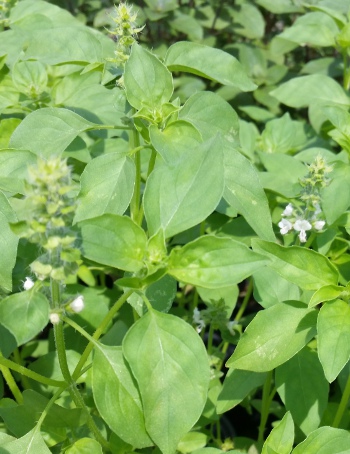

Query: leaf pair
[92,309,210,454]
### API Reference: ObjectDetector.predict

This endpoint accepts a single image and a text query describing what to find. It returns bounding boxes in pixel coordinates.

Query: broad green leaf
[321,162,350,225]
[178,91,239,142]
[276,348,329,435]
[270,75,349,108]
[92,345,153,448]
[216,369,267,414]
[278,12,339,47]
[256,0,301,14]
[171,11,203,41]
[0,192,18,292]
[226,301,317,372]
[11,61,48,95]
[0,150,37,194]
[177,432,207,454]
[165,42,257,91]
[317,299,350,383]
[0,428,51,453]
[149,121,202,164]
[252,239,339,291]
[168,236,269,289]
[122,310,210,454]
[223,144,275,241]
[253,267,300,309]
[0,290,50,346]
[232,3,265,39]
[0,389,83,438]
[262,412,294,454]
[124,43,173,110]
[0,119,21,149]
[143,136,224,238]
[80,214,147,272]
[66,438,102,454]
[23,27,111,65]
[9,108,96,158]
[74,153,135,223]
[258,153,307,198]
[292,426,350,453]
[309,284,347,308]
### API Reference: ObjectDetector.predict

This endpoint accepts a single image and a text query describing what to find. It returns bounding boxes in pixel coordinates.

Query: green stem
[235,278,253,322]
[130,124,141,224]
[136,148,157,226]
[72,289,133,381]
[258,370,275,444]
[304,231,316,249]
[51,280,109,451]
[36,387,66,430]
[0,355,23,404]
[333,373,350,428]
[13,348,30,389]
[0,355,65,387]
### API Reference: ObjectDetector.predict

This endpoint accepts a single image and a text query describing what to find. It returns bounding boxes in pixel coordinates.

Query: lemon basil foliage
[1,0,350,453]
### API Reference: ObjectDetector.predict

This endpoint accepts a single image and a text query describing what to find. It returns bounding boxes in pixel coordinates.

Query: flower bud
[23,277,34,291]
[49,312,60,324]
[70,295,85,313]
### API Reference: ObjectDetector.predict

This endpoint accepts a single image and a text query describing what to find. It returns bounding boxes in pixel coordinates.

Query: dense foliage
[1,0,350,453]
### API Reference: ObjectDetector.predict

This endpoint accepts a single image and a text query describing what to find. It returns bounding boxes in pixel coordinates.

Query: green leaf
[124,43,173,110]
[253,267,300,309]
[292,426,350,453]
[0,192,18,292]
[74,153,135,223]
[232,3,265,39]
[321,161,350,225]
[66,438,103,454]
[252,239,339,291]
[226,301,317,372]
[262,412,294,454]
[80,214,147,272]
[168,236,268,289]
[278,12,339,47]
[165,42,257,91]
[217,369,267,414]
[0,150,37,194]
[171,11,203,41]
[270,75,349,108]
[223,144,275,242]
[0,428,51,453]
[276,348,329,436]
[317,299,350,383]
[178,91,239,142]
[0,290,50,346]
[122,309,210,454]
[309,284,347,308]
[92,345,153,448]
[144,136,224,238]
[177,432,207,454]
[11,60,48,95]
[149,120,202,164]
[9,108,96,158]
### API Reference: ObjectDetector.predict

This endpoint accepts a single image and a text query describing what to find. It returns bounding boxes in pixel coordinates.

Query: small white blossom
[193,308,205,333]
[70,295,85,313]
[282,203,294,216]
[49,312,60,324]
[313,202,322,216]
[314,220,325,231]
[294,219,312,243]
[23,277,34,290]
[278,218,293,235]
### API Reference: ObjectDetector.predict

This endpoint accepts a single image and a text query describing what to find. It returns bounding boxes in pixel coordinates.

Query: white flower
[314,220,325,231]
[70,295,85,313]
[278,218,293,235]
[49,312,60,324]
[282,203,294,216]
[294,219,312,243]
[313,202,322,216]
[23,277,34,290]
[193,308,205,333]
